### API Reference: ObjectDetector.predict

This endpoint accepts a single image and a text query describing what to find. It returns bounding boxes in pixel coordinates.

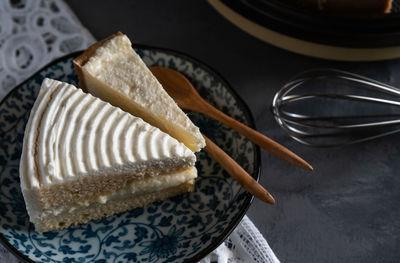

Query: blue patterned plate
[0,46,260,263]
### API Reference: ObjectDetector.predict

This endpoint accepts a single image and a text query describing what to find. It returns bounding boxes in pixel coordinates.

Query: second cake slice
[73,32,205,152]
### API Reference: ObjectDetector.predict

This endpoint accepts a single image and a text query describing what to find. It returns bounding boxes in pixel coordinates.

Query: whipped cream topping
[82,34,205,151]
[20,78,195,191]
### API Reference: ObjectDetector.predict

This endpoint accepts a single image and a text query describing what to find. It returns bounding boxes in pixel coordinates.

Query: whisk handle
[199,102,313,171]
[203,134,275,204]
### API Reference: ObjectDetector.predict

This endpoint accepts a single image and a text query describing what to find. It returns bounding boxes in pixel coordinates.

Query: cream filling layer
[35,166,197,221]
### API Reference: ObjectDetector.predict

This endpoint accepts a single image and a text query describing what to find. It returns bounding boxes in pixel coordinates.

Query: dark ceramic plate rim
[220,0,400,48]
[0,45,261,263]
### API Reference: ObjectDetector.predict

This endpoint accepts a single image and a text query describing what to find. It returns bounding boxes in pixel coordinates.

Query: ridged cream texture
[20,78,195,191]
[82,34,205,151]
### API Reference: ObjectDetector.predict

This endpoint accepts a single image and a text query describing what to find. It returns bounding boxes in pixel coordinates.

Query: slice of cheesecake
[20,78,197,232]
[73,32,205,152]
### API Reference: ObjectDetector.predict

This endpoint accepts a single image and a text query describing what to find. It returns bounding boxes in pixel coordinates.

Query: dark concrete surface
[67,1,400,262]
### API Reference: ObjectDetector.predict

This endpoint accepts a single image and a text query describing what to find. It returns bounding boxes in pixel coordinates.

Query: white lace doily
[0,0,94,98]
[0,1,279,263]
[201,215,280,263]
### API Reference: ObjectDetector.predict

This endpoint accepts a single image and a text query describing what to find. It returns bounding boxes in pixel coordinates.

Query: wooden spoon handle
[203,134,275,204]
[196,101,313,171]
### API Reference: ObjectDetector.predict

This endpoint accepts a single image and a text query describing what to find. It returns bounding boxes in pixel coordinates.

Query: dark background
[67,1,400,262]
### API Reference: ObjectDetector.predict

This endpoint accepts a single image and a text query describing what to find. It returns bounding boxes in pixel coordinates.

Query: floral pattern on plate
[0,47,259,263]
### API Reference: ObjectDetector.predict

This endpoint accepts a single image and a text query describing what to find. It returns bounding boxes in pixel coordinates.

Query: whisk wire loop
[272,69,400,147]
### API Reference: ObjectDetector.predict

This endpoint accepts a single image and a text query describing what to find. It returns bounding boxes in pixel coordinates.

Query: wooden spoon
[150,67,275,204]
[150,66,313,171]
[203,134,275,204]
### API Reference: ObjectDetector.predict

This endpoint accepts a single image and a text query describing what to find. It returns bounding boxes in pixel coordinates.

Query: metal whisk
[272,69,400,147]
